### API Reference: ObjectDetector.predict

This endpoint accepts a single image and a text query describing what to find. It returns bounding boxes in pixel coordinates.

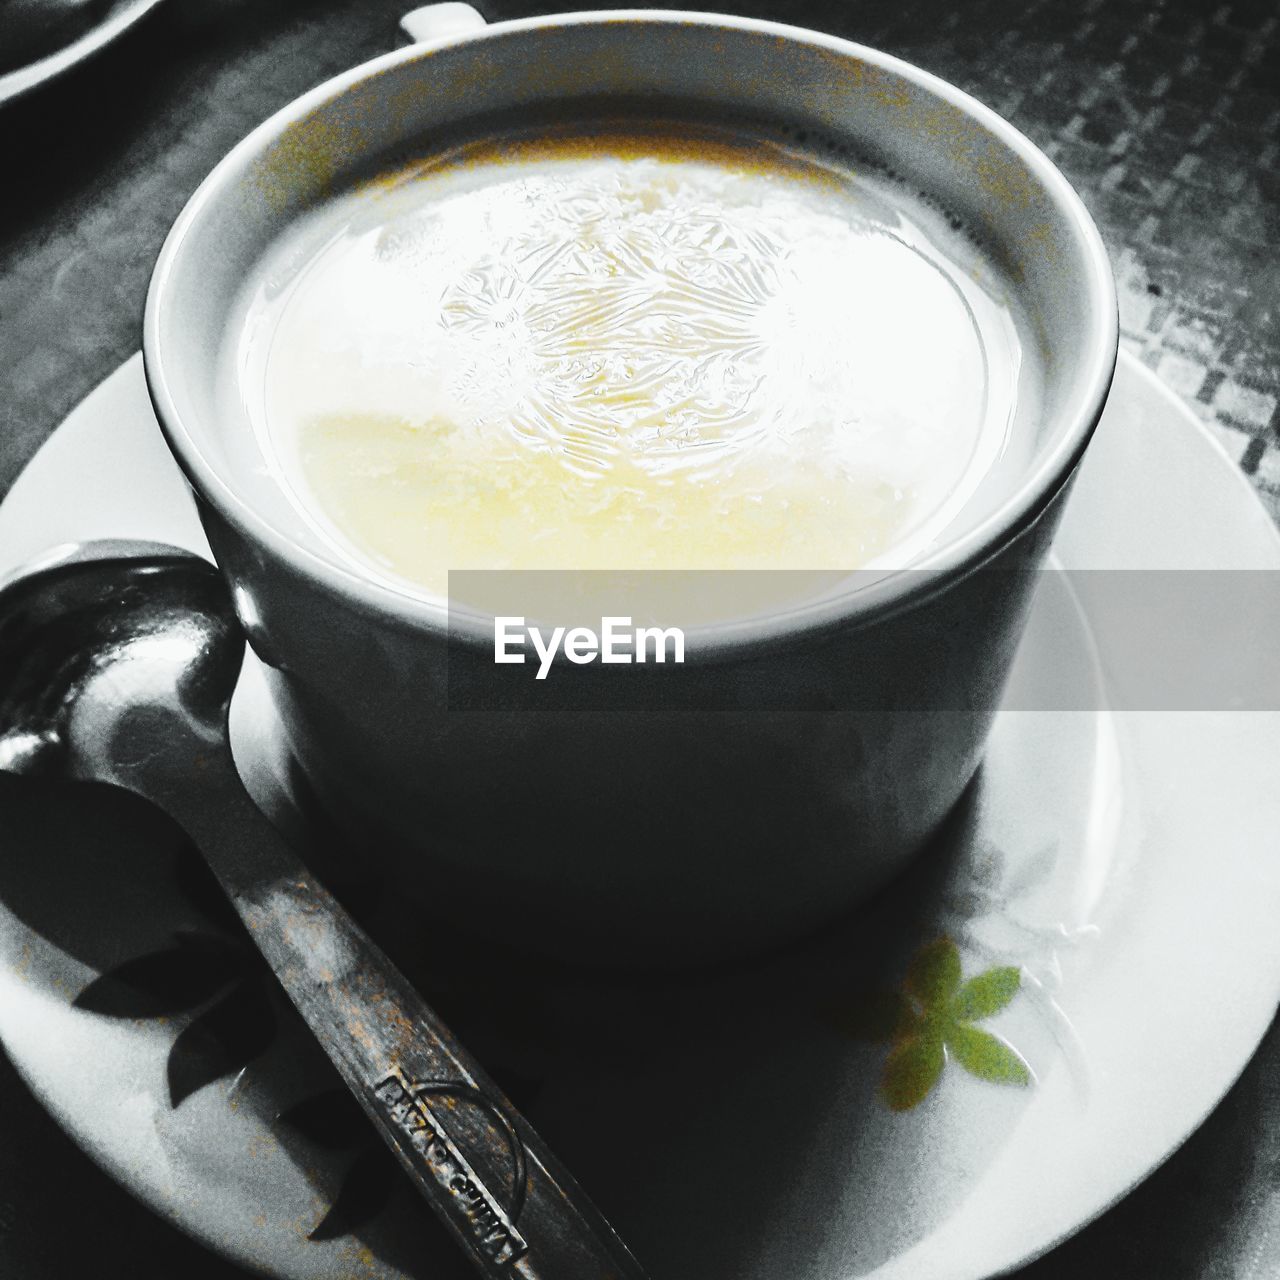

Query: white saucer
[1,351,1279,1280]
[0,0,165,106]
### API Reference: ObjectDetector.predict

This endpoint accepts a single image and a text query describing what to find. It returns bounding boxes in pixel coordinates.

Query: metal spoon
[0,539,646,1280]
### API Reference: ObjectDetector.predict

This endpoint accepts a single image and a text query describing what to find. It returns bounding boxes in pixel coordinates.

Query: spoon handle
[148,755,647,1280]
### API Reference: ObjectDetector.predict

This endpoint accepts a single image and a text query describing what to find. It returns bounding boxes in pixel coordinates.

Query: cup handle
[399,3,487,44]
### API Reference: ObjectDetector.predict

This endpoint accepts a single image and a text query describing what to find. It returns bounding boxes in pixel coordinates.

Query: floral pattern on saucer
[837,937,1031,1112]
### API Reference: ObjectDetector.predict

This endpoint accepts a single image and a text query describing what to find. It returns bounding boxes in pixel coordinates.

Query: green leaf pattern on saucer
[841,936,1033,1111]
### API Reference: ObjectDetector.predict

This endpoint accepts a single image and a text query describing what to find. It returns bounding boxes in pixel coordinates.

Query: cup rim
[143,7,1119,654]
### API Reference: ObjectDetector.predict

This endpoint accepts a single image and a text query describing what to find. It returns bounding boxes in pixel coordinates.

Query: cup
[144,6,1117,964]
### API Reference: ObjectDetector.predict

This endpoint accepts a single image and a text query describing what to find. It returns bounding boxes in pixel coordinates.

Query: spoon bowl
[0,544,237,780]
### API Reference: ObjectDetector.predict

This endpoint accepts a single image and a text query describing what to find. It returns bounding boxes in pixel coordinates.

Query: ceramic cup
[144,5,1117,964]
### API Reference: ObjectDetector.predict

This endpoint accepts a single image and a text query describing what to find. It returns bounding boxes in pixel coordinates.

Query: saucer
[0,0,164,106]
[2,351,1280,1280]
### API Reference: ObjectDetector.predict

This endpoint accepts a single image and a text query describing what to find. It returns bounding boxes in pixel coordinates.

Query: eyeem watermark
[494,616,685,680]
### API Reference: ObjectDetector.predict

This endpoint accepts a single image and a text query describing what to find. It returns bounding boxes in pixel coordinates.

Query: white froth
[231,130,1033,603]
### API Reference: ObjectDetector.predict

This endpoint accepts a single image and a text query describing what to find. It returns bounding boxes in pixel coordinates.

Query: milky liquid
[232,128,1038,605]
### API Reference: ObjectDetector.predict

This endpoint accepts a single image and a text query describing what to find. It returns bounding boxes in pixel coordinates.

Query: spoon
[0,539,647,1280]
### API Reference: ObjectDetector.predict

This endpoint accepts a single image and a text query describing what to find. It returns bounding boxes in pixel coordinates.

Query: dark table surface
[2,0,1279,1276]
